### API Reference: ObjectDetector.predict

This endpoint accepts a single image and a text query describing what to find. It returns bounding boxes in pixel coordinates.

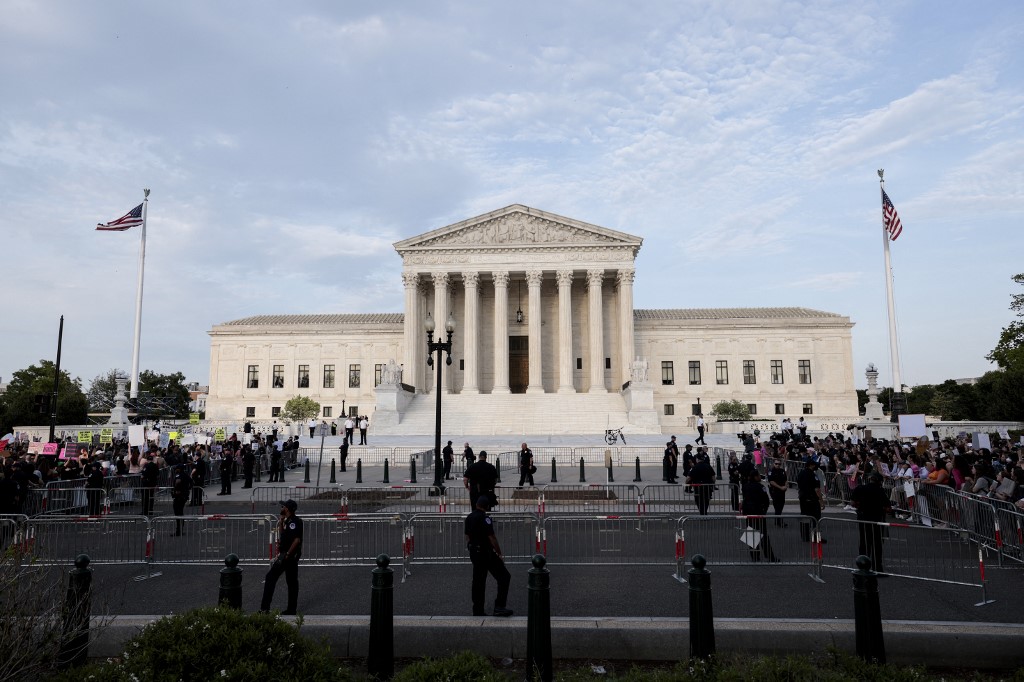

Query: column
[401,273,420,392]
[617,269,636,388]
[432,272,450,394]
[556,270,575,394]
[526,270,544,393]
[587,269,606,393]
[492,271,510,394]
[461,271,480,394]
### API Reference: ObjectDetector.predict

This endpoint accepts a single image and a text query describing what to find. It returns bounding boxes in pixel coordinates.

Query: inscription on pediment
[421,213,620,247]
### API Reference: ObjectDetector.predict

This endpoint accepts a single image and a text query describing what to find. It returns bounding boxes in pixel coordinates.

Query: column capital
[586,269,604,287]
[432,272,451,289]
[556,270,574,287]
[461,271,480,288]
[493,271,510,287]
[526,270,544,287]
[401,272,419,289]
[616,269,636,285]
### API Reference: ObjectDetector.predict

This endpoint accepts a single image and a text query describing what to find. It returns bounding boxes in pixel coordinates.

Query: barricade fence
[1,514,28,553]
[403,513,540,581]
[541,514,678,567]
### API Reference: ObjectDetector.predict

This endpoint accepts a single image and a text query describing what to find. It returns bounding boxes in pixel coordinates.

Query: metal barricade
[40,479,87,515]
[676,514,821,582]
[531,447,574,466]
[149,514,277,566]
[991,500,1024,563]
[541,514,677,566]
[622,446,667,465]
[640,484,737,515]
[345,486,444,514]
[104,474,143,508]
[24,515,150,566]
[404,513,539,580]
[948,491,1003,563]
[816,517,994,606]
[538,484,640,515]
[21,489,47,517]
[0,514,28,553]
[249,485,344,513]
[298,514,406,567]
[349,446,396,466]
[574,446,618,464]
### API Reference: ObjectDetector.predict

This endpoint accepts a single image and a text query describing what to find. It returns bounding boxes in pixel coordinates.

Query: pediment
[394,205,643,251]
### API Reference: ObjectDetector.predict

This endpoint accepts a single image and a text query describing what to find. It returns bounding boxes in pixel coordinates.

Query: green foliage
[0,360,88,434]
[709,400,750,421]
[280,395,322,422]
[60,607,351,682]
[987,273,1024,372]
[392,650,508,681]
[138,369,192,419]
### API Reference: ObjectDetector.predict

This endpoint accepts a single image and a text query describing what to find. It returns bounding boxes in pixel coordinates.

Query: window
[271,406,281,417]
[746,404,757,416]
[323,406,332,418]
[374,364,384,387]
[691,403,702,416]
[803,403,813,415]
[297,364,309,388]
[576,358,582,370]
[688,361,701,385]
[770,360,784,384]
[272,365,284,388]
[664,404,675,416]
[743,360,756,385]
[798,360,812,384]
[245,406,255,418]
[323,364,335,389]
[246,365,259,389]
[605,357,611,370]
[774,403,785,415]
[715,360,728,385]
[661,361,674,385]
[348,364,361,388]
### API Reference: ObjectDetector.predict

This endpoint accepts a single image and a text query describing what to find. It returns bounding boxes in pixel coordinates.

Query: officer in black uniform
[796,457,825,542]
[442,441,455,480]
[741,470,778,562]
[517,443,534,488]
[727,453,741,511]
[261,499,303,615]
[86,462,105,516]
[242,445,255,489]
[218,452,232,495]
[171,466,191,536]
[464,451,498,507]
[464,495,512,617]
[663,441,676,483]
[687,452,717,515]
[851,472,893,572]
[140,457,160,516]
[339,440,349,472]
[463,442,476,468]
[766,458,789,526]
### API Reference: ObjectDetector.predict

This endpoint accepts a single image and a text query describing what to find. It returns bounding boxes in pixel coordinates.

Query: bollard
[715,453,723,481]
[368,554,394,680]
[633,456,642,482]
[219,553,243,609]
[688,554,715,661]
[550,457,558,483]
[853,555,886,664]
[356,459,363,484]
[579,457,586,483]
[330,459,337,484]
[59,554,92,669]
[410,456,417,484]
[495,457,502,483]
[526,554,553,682]
[303,460,311,483]
[383,459,390,484]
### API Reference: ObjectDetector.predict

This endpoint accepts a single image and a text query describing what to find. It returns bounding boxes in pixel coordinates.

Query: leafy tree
[279,396,322,422]
[905,384,936,414]
[88,369,192,419]
[987,272,1024,372]
[87,368,125,411]
[709,399,750,421]
[928,380,979,421]
[975,369,1024,421]
[0,360,88,435]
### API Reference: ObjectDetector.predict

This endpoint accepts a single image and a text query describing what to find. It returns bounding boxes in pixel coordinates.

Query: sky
[2,1,1022,392]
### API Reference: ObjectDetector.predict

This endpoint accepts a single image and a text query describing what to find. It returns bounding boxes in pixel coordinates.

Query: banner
[42,442,59,456]
[189,413,200,424]
[78,430,93,444]
[100,428,113,444]
[214,428,226,443]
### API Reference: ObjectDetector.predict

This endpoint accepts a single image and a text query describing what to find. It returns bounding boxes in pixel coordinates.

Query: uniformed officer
[242,445,255,489]
[140,457,160,516]
[464,495,512,617]
[797,457,825,542]
[442,440,455,480]
[261,499,303,615]
[171,465,191,536]
[218,452,232,495]
[464,451,498,507]
[686,452,717,515]
[741,470,778,562]
[86,462,105,516]
[766,458,789,526]
[517,443,534,488]
[851,472,893,573]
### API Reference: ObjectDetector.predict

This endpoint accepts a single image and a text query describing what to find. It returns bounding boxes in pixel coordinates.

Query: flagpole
[129,189,150,399]
[877,170,903,411]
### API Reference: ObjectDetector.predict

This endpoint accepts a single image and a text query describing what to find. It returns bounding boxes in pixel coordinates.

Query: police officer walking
[797,457,825,542]
[171,466,191,536]
[261,499,303,615]
[767,458,788,526]
[517,442,534,488]
[851,472,893,573]
[242,445,255,489]
[442,440,455,480]
[464,495,512,617]
[686,451,717,515]
[464,451,498,507]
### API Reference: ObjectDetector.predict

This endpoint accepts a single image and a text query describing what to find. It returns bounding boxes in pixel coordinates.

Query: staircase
[375,391,661,436]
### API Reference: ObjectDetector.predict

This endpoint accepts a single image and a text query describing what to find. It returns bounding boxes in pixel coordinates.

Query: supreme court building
[206,205,859,434]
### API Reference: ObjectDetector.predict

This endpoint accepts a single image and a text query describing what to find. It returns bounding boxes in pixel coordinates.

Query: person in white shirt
[307,417,317,439]
[344,417,355,445]
[358,416,369,445]
[694,415,706,446]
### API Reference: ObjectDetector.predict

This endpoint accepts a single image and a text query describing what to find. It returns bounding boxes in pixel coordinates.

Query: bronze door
[509,336,528,394]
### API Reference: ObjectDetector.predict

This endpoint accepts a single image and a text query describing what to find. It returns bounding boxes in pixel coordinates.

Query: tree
[709,399,750,421]
[87,368,125,411]
[0,360,88,435]
[987,273,1024,372]
[87,369,192,419]
[928,380,979,421]
[975,369,1024,421]
[279,396,321,422]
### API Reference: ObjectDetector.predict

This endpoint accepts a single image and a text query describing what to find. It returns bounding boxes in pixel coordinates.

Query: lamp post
[426,311,455,489]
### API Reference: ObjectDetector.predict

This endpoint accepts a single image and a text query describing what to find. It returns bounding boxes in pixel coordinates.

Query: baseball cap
[279,499,298,512]
[476,496,492,509]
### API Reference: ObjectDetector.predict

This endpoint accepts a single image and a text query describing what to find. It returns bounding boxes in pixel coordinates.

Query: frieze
[402,247,635,266]
[415,213,622,247]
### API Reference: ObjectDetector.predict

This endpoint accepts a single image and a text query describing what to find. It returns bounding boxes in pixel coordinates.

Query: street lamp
[426,311,455,489]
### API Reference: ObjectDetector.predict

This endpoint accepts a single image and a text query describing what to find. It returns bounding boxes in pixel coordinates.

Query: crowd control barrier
[0,514,28,553]
[23,515,151,566]
[296,513,406,567]
[537,484,641,515]
[641,484,737,515]
[148,515,278,566]
[403,513,539,581]
[344,486,445,514]
[541,514,677,567]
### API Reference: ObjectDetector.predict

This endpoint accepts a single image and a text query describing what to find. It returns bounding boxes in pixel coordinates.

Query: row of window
[245,406,357,418]
[663,403,814,416]
[246,364,386,390]
[660,360,811,386]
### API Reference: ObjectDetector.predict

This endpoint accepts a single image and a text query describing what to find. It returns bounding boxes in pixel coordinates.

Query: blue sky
[2,1,1022,391]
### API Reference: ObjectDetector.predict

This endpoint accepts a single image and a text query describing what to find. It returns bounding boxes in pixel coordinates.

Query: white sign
[972,433,991,451]
[128,425,146,447]
[896,414,927,439]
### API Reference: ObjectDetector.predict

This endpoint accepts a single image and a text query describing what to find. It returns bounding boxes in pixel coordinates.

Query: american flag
[96,203,144,231]
[882,190,903,241]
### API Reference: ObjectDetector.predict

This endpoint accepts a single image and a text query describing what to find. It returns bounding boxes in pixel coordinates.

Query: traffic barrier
[816,517,994,606]
[23,515,151,565]
[403,513,539,580]
[641,484,737,515]
[538,484,640,515]
[345,486,444,514]
[149,515,277,565]
[103,474,143,509]
[41,479,88,515]
[297,514,406,567]
[0,514,28,553]
[990,499,1024,563]
[541,514,677,566]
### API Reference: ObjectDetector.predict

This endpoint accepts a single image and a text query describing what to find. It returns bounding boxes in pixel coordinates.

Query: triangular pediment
[394,205,643,251]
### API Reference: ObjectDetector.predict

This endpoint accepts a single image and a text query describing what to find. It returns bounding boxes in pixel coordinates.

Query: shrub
[392,650,508,681]
[709,400,750,421]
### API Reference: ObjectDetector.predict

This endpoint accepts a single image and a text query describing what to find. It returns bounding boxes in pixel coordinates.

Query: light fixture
[424,312,435,333]
[445,312,456,333]
[516,280,523,324]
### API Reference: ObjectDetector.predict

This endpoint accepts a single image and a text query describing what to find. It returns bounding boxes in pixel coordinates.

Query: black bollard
[410,456,417,484]
[550,457,558,483]
[368,554,394,680]
[688,554,715,661]
[303,459,311,483]
[526,554,553,682]
[579,457,586,483]
[219,553,243,609]
[495,457,502,483]
[853,555,886,664]
[59,554,92,669]
[356,458,363,484]
[330,459,337,484]
[715,453,723,481]
[383,459,390,484]
[633,456,642,482]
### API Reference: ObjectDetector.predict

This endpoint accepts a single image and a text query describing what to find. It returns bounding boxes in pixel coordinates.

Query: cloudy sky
[2,1,1022,392]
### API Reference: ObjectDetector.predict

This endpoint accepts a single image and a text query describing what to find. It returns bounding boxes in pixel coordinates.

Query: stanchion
[550,457,558,484]
[579,457,586,483]
[526,554,553,682]
[368,554,394,680]
[58,554,92,669]
[496,458,502,483]
[852,555,885,664]
[303,460,311,483]
[410,457,417,484]
[687,554,715,661]
[633,456,642,482]
[356,459,363,484]
[219,553,243,609]
[330,459,337,484]
[383,459,390,484]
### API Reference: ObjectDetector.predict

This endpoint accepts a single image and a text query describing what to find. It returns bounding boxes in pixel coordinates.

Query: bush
[392,650,508,681]
[709,400,750,421]
[61,607,351,682]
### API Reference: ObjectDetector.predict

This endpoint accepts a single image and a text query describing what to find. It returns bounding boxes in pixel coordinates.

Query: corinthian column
[587,269,606,393]
[461,271,480,394]
[526,270,544,393]
[492,271,510,394]
[401,273,420,392]
[556,270,575,394]
[432,272,450,394]
[617,269,636,389]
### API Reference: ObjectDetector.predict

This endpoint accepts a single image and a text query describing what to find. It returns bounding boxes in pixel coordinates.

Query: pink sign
[42,442,60,456]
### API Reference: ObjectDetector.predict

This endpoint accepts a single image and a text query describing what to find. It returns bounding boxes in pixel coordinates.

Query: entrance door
[509,336,528,394]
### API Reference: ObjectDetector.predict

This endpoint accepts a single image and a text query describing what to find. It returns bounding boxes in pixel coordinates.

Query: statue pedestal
[373,383,414,428]
[622,382,660,430]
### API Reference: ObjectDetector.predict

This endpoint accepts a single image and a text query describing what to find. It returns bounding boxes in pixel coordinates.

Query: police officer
[269,443,282,482]
[687,451,716,515]
[663,441,677,484]
[339,440,349,472]
[242,445,255,489]
[218,451,232,495]
[851,472,893,573]
[767,458,789,526]
[86,462,105,516]
[741,470,778,562]
[140,456,160,516]
[463,442,476,468]
[190,455,206,507]
[442,440,455,481]
[727,453,741,511]
[261,499,303,615]
[171,465,191,536]
[517,442,534,488]
[797,457,825,542]
[464,451,498,507]
[464,495,512,617]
